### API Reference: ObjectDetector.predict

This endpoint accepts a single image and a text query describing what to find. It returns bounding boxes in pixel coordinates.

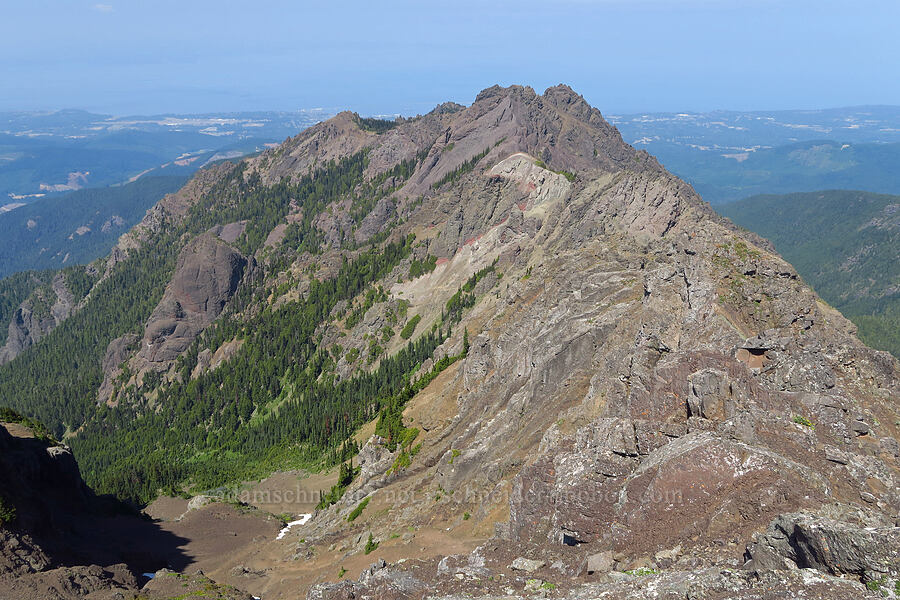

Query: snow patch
[276,513,312,540]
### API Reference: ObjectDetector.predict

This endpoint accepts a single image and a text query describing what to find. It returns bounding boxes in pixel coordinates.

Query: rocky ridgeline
[0,85,897,599]
[287,86,898,599]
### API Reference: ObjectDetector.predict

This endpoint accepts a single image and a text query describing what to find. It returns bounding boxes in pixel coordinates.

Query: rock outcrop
[745,509,900,581]
[133,232,246,372]
[0,273,76,365]
[99,232,248,402]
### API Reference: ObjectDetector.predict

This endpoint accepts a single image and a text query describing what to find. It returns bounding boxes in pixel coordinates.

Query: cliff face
[0,421,251,600]
[97,230,249,404]
[0,273,76,365]
[130,233,246,372]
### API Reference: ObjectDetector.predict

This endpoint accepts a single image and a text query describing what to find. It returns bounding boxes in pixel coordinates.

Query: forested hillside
[719,189,900,357]
[0,137,481,503]
[0,175,188,278]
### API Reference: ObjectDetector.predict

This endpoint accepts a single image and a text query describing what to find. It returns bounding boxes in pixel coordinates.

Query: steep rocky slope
[720,189,900,358]
[0,416,251,599]
[0,84,897,599]
[0,269,93,365]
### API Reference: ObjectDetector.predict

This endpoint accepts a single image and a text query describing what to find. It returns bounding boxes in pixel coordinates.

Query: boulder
[509,557,545,572]
[745,512,900,580]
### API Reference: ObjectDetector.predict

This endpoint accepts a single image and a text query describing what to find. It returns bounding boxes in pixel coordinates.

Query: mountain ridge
[0,84,897,599]
[719,189,900,357]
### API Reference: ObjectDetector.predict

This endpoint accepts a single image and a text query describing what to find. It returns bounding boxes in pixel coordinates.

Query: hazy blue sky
[2,0,897,116]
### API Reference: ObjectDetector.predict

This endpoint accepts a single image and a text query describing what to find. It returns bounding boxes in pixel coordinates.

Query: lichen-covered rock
[745,511,900,580]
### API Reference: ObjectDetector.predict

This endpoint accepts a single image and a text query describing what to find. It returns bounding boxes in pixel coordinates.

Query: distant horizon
[4,99,900,122]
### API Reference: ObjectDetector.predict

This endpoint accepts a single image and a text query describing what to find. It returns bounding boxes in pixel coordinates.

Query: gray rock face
[96,231,248,404]
[308,558,426,600]
[585,551,614,574]
[0,273,76,365]
[132,232,247,374]
[745,511,900,579]
[509,557,545,572]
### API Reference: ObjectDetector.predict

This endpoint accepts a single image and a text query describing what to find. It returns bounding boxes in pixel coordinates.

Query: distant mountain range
[7,105,900,210]
[719,190,900,357]
[0,108,334,204]
[610,106,900,203]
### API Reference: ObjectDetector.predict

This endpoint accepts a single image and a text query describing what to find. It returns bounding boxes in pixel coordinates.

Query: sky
[2,0,898,116]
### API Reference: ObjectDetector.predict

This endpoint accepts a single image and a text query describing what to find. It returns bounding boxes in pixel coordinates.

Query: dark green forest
[0,145,490,505]
[0,176,189,278]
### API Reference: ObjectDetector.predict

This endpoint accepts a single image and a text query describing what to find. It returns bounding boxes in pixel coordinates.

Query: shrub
[793,415,815,428]
[387,450,411,476]
[409,255,437,279]
[432,148,490,189]
[317,462,358,509]
[400,314,422,340]
[347,497,370,522]
[865,576,886,592]
[0,494,16,527]
[0,407,54,443]
[354,115,398,133]
[364,533,379,554]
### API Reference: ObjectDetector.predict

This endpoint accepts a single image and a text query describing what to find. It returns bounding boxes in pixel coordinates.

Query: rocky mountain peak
[428,101,466,115]
[474,83,538,102]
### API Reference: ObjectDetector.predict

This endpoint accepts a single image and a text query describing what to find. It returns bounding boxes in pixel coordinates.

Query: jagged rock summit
[0,84,897,599]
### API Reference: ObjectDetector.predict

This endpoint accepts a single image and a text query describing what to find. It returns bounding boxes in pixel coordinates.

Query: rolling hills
[0,108,332,203]
[610,106,900,203]
[0,175,188,278]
